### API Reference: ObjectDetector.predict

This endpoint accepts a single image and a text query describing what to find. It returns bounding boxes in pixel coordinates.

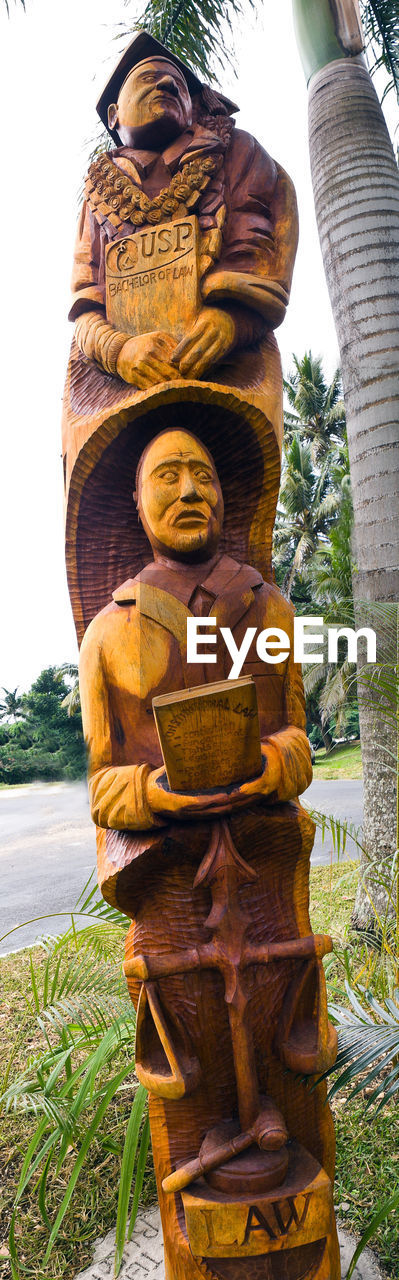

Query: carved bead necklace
[85,151,222,232]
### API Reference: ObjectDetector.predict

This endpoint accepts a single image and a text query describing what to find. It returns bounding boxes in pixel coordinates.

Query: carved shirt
[79,554,311,836]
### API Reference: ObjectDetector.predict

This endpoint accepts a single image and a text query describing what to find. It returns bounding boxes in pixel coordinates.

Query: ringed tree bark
[292,0,399,926]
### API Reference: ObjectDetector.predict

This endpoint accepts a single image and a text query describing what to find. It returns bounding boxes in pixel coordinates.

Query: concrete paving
[306,778,363,867]
[73,1207,385,1279]
[74,1208,164,1279]
[0,780,96,954]
[0,777,363,954]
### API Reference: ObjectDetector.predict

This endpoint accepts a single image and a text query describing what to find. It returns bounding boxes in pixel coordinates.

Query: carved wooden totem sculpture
[63,31,341,1279]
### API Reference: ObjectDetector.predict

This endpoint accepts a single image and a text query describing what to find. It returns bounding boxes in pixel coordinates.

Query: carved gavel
[124,820,334,1196]
[162,1097,288,1194]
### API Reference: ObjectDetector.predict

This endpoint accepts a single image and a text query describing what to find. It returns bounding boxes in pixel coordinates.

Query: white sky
[0,0,395,691]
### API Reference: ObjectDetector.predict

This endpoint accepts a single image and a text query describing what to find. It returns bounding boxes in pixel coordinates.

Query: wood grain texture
[120,802,339,1279]
[63,64,298,643]
[67,36,340,1279]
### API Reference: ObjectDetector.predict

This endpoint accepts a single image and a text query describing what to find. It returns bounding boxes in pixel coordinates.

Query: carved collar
[113,124,226,179]
[112,554,264,617]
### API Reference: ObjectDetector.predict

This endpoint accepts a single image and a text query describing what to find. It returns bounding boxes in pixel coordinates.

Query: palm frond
[361,0,399,102]
[345,1186,399,1280]
[324,367,342,413]
[328,983,399,1115]
[114,1084,148,1276]
[303,661,329,695]
[123,0,254,80]
[2,0,25,13]
[2,871,151,1280]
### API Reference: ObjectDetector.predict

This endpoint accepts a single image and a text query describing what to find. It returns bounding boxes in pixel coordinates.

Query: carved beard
[167,524,214,556]
[139,510,221,562]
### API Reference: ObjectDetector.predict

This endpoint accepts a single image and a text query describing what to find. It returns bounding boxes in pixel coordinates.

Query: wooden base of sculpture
[123,804,340,1280]
[182,1142,338,1275]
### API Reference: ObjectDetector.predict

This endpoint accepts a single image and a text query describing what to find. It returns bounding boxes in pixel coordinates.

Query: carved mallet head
[134,429,224,562]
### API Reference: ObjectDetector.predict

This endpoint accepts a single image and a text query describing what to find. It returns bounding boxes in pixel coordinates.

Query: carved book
[105,214,200,342]
[153,676,262,792]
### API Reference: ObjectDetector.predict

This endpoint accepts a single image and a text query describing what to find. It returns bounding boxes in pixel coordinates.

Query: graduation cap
[97,30,238,145]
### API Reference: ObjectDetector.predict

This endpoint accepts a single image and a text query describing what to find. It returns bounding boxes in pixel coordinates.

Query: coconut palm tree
[59,663,81,717]
[292,0,399,604]
[304,650,356,740]
[310,473,354,607]
[0,687,24,723]
[292,0,399,929]
[284,353,346,464]
[303,473,358,744]
[274,434,343,597]
[276,354,350,600]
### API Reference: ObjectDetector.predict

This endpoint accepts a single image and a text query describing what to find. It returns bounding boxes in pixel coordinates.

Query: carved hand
[116,331,177,388]
[146,744,281,822]
[172,307,236,379]
[146,766,236,820]
[228,742,281,804]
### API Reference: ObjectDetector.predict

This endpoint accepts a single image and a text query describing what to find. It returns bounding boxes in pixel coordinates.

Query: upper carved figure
[63,33,299,641]
[69,30,299,388]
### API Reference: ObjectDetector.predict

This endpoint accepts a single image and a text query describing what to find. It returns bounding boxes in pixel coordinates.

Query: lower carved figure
[79,429,341,1279]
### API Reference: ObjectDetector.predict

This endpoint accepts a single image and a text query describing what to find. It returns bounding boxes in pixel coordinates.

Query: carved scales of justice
[125,814,334,1196]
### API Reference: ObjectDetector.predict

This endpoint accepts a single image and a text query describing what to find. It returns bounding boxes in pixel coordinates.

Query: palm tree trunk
[322,724,334,752]
[292,0,399,926]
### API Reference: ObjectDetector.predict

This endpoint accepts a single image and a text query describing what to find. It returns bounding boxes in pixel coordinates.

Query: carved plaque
[105,215,200,341]
[182,1145,332,1258]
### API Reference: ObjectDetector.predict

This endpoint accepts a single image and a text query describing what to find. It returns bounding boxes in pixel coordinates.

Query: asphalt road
[0,777,363,955]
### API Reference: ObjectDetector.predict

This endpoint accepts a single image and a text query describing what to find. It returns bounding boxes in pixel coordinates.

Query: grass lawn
[313,740,363,780]
[0,862,397,1280]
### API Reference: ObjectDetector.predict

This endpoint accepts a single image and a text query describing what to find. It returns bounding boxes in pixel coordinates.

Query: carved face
[137,430,224,561]
[109,58,192,148]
